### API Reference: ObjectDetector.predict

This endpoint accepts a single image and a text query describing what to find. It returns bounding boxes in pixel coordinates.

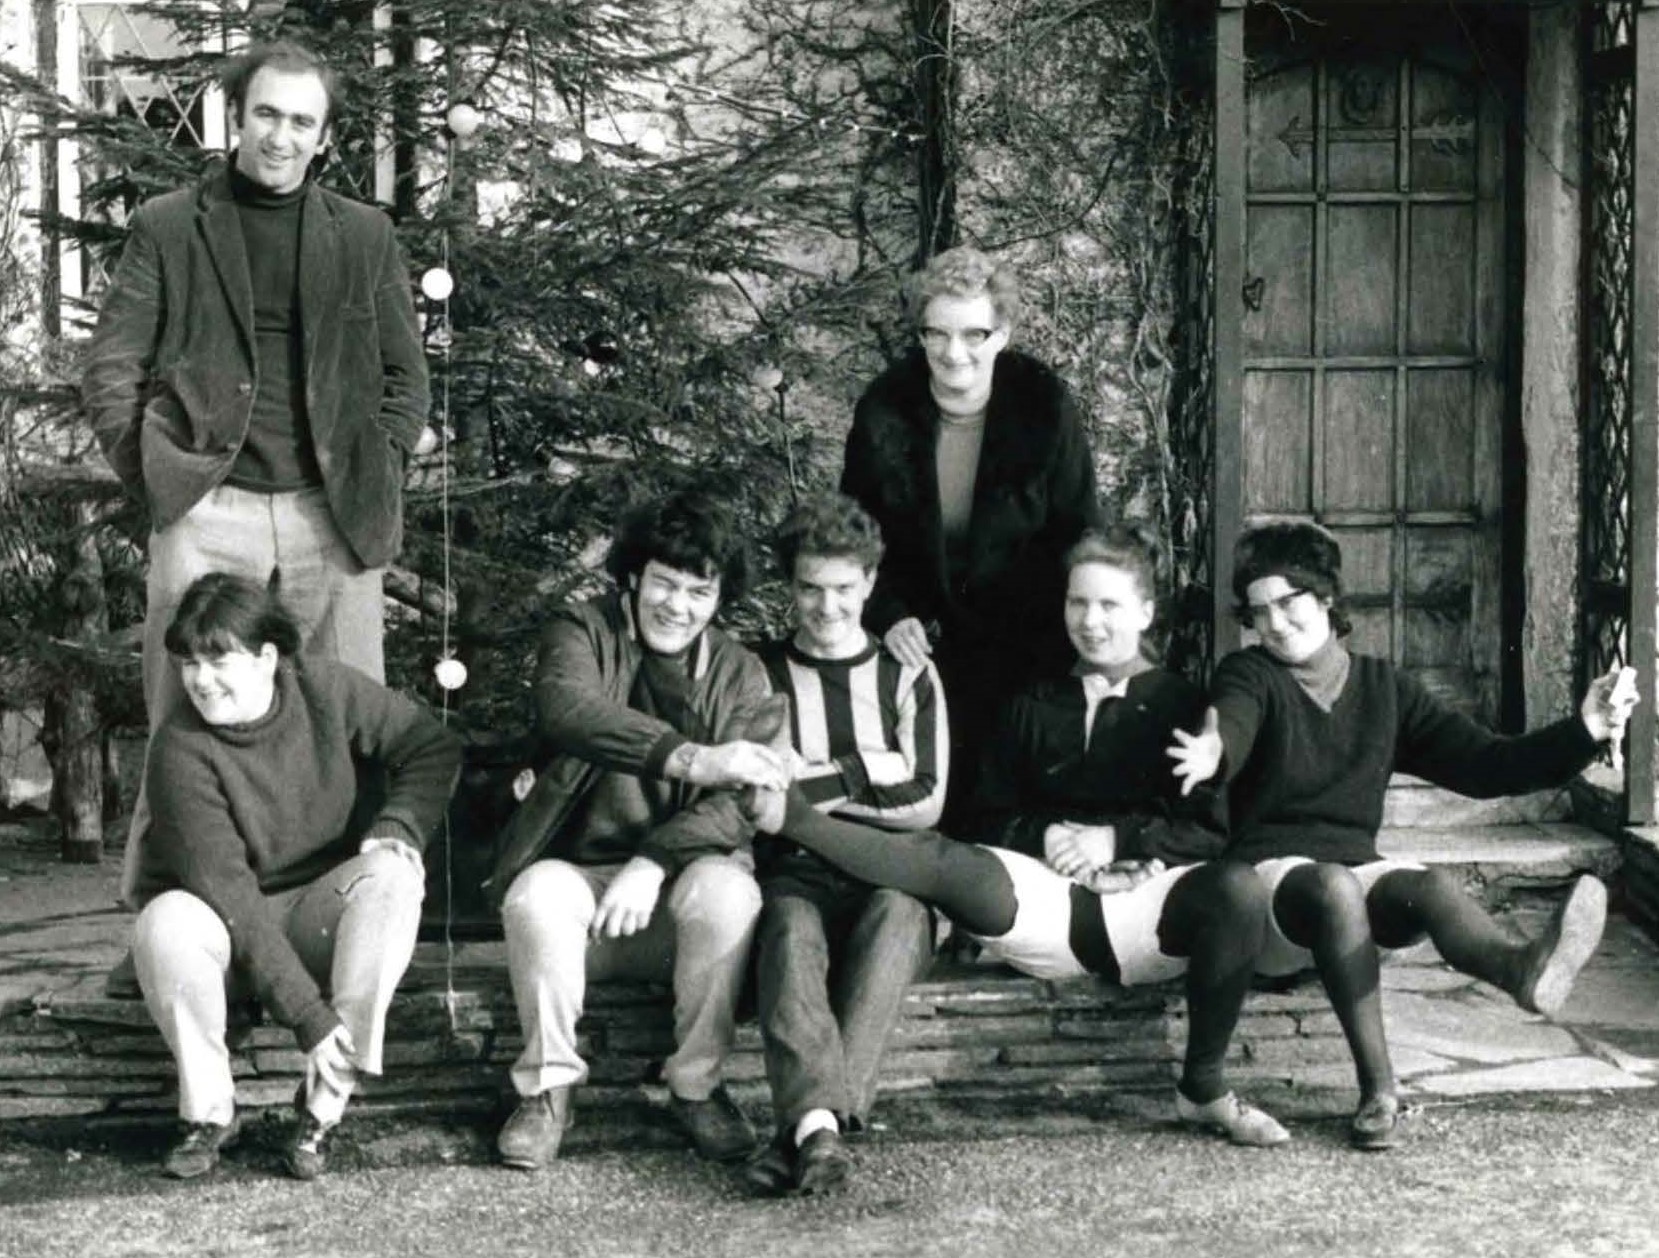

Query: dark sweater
[969,667,1226,865]
[143,657,461,1050]
[226,164,322,491]
[1213,647,1601,865]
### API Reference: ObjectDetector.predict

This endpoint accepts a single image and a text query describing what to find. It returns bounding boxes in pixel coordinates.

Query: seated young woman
[130,572,461,1181]
[748,525,1289,1147]
[1166,521,1638,1151]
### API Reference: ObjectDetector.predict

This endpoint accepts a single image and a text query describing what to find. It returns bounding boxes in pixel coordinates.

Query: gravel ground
[4,1089,1659,1258]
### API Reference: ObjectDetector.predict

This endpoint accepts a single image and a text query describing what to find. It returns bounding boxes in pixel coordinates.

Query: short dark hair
[775,493,884,578]
[606,490,753,603]
[1231,520,1353,635]
[221,40,339,130]
[1064,522,1163,604]
[164,572,302,659]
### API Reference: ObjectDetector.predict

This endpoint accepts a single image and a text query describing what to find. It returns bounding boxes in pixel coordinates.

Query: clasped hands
[1043,821,1164,896]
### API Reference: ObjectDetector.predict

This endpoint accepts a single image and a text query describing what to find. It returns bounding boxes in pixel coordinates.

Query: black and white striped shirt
[758,635,948,830]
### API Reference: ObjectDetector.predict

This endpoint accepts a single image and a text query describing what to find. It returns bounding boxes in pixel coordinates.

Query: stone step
[14,954,1347,1128]
[1376,820,1621,905]
[1381,773,1575,828]
[3,821,1624,1132]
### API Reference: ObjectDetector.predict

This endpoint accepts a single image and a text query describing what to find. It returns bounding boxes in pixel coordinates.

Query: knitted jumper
[143,657,460,1049]
[1213,647,1599,865]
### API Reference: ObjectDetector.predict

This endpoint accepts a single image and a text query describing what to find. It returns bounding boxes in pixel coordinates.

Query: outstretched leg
[766,789,1017,939]
[1367,868,1606,1016]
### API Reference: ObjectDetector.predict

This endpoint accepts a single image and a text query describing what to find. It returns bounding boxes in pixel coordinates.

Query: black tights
[773,791,1270,1104]
[1273,863,1529,1098]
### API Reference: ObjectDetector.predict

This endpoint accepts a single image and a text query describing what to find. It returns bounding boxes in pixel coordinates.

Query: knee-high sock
[1275,863,1394,1097]
[1159,862,1269,1104]
[778,790,1016,938]
[1366,867,1525,992]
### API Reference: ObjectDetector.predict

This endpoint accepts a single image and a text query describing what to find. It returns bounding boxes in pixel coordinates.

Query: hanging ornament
[753,365,784,392]
[636,126,667,157]
[421,267,454,302]
[434,657,468,691]
[446,102,482,140]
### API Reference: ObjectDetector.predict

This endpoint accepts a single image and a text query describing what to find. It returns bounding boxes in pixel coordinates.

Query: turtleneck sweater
[1285,636,1351,711]
[142,655,460,1049]
[226,163,323,492]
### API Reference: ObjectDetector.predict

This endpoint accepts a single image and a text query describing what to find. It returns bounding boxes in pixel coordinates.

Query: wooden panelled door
[1240,13,1508,720]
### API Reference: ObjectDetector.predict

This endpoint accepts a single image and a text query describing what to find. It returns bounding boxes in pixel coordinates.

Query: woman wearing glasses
[840,246,1104,828]
[1167,521,1639,1151]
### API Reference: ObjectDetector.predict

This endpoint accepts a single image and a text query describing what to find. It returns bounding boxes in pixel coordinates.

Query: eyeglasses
[1245,588,1313,625]
[920,326,998,352]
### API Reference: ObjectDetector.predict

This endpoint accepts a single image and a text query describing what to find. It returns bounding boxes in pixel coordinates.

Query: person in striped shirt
[747,494,948,1196]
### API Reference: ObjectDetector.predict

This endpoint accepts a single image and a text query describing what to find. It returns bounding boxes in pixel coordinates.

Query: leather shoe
[793,1127,853,1194]
[743,1131,795,1196]
[498,1086,573,1170]
[1349,1093,1402,1151]
[284,1109,336,1181]
[163,1114,241,1179]
[671,1085,756,1162]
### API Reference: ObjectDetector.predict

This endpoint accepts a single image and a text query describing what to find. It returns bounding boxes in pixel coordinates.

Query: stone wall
[0,953,1345,1129]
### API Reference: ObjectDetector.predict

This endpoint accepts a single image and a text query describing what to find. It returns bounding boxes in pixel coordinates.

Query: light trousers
[502,854,762,1101]
[134,848,423,1125]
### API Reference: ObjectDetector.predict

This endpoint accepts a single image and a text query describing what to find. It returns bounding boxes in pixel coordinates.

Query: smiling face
[632,560,722,656]
[179,640,280,726]
[920,293,1010,403]
[233,65,331,194]
[1064,561,1154,672]
[1244,574,1334,665]
[791,553,876,660]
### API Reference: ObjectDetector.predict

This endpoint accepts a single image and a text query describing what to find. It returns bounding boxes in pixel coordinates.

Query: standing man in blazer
[82,40,433,918]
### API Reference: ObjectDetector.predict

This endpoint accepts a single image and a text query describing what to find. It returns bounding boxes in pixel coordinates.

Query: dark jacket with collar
[840,348,1104,679]
[484,592,773,906]
[81,163,430,568]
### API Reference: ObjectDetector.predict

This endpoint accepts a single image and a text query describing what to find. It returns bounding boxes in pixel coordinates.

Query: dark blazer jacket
[839,348,1104,680]
[81,164,430,568]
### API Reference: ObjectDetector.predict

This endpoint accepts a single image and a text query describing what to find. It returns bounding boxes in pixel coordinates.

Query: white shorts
[1254,856,1428,978]
[975,847,1193,986]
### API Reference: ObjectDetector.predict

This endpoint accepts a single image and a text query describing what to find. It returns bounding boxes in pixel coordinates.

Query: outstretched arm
[1396,666,1633,797]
